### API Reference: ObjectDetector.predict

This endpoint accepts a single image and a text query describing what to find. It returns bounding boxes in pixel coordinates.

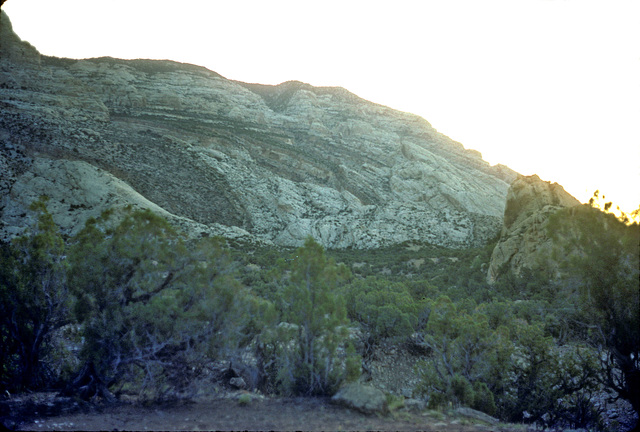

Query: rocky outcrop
[1,10,517,248]
[487,175,580,282]
[454,407,499,425]
[0,10,40,64]
[331,383,388,414]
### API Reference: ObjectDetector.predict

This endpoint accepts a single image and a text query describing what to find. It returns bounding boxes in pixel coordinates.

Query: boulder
[454,407,499,424]
[229,377,247,390]
[331,383,388,415]
[404,398,427,412]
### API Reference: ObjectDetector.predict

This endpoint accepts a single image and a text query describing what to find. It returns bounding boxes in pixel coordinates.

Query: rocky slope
[1,10,517,248]
[487,174,580,282]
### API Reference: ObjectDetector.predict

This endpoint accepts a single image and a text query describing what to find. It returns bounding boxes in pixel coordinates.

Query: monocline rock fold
[1,10,517,248]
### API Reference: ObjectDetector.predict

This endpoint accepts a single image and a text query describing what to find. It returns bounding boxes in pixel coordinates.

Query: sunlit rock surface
[487,174,580,282]
[1,10,517,248]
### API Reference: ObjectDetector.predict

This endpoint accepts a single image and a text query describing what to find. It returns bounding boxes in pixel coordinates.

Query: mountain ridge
[1,10,517,248]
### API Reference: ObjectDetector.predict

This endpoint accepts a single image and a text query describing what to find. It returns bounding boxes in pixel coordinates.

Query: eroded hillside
[0,10,516,248]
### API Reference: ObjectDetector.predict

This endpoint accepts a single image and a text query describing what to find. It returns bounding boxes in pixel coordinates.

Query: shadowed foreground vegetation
[1,197,638,431]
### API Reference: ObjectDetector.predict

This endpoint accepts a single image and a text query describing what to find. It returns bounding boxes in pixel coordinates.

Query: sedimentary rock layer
[1,10,516,248]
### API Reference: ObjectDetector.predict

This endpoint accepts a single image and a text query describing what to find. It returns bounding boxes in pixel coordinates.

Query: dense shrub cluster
[326,203,638,429]
[1,197,638,431]
[0,200,359,400]
[0,198,69,391]
[257,238,360,396]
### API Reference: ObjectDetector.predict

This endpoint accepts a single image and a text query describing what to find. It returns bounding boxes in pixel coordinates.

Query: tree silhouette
[549,202,640,419]
[0,197,70,391]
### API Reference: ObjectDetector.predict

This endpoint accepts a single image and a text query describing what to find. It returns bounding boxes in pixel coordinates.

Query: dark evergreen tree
[0,197,70,391]
[261,237,359,395]
[549,200,640,419]
[67,207,245,399]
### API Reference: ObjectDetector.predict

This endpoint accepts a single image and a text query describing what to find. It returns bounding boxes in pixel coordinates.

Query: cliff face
[487,174,580,282]
[1,11,517,248]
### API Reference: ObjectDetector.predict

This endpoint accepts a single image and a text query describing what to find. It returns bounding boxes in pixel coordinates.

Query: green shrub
[549,203,640,418]
[0,197,70,391]
[385,393,405,412]
[237,393,252,405]
[472,381,497,416]
[450,374,475,407]
[344,277,424,344]
[259,238,360,396]
[68,208,248,399]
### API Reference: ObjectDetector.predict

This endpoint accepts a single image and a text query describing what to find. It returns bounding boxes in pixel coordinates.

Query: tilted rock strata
[487,174,580,282]
[1,10,516,248]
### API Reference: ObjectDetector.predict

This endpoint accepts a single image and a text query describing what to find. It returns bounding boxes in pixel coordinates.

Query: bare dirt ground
[6,393,526,432]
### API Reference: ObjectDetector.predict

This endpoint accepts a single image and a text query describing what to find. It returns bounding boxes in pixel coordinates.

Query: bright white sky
[4,0,639,212]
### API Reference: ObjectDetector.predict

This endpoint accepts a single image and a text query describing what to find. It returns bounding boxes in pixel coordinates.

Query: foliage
[5,191,636,431]
[385,392,406,412]
[415,295,601,427]
[500,322,600,425]
[68,207,247,398]
[415,295,508,415]
[0,197,70,391]
[242,222,616,428]
[548,202,640,417]
[343,277,425,345]
[259,237,359,396]
[237,393,252,405]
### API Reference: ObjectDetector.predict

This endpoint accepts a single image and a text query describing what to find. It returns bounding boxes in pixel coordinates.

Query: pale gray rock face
[331,383,388,414]
[454,407,499,424]
[1,10,516,247]
[487,174,580,282]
